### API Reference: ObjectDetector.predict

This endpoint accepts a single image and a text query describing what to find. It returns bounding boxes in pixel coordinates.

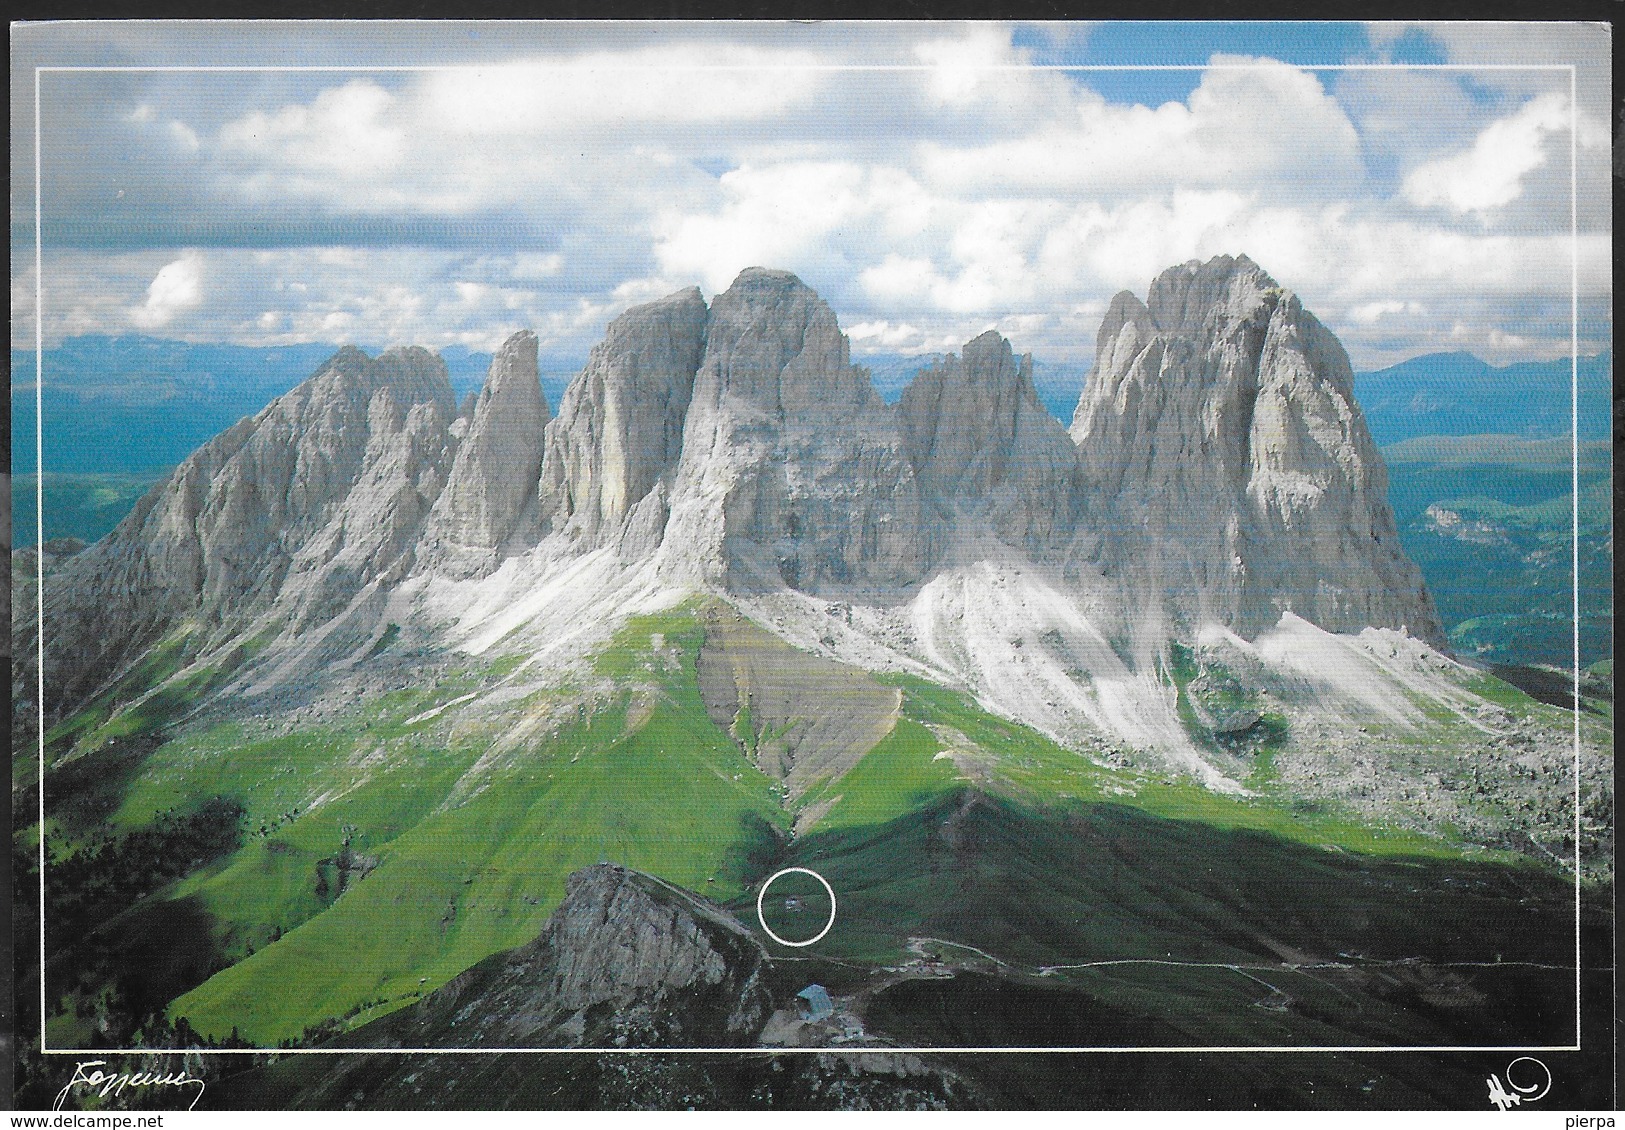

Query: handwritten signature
[1486,1057,1551,1111]
[54,1060,206,1112]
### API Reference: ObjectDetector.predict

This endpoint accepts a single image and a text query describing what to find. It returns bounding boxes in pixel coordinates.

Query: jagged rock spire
[420,330,550,575]
[33,344,457,717]
[660,267,930,592]
[1070,254,1444,644]
[25,255,1450,731]
[537,287,708,554]
[900,329,1082,554]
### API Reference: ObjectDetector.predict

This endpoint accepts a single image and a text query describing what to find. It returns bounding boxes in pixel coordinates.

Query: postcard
[9,19,1614,1115]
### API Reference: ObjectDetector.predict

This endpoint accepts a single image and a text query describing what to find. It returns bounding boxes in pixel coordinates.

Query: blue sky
[10,20,1612,373]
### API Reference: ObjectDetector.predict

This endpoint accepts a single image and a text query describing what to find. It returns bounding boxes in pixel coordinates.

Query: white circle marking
[755,866,837,948]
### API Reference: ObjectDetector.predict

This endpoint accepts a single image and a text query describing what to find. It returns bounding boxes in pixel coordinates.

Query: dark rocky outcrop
[364,863,772,1049]
[244,863,973,1108]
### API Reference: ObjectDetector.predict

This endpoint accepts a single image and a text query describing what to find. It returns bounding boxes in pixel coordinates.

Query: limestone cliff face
[1069,255,1443,644]
[899,329,1083,555]
[660,268,930,592]
[537,287,708,557]
[35,345,457,717]
[419,330,549,576]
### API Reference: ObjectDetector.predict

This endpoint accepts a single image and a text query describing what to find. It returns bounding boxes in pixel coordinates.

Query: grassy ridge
[167,609,789,1044]
[883,676,1494,861]
[783,789,1562,967]
[797,716,961,831]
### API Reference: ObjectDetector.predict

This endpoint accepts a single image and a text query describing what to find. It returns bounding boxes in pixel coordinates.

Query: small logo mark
[1486,1057,1551,1111]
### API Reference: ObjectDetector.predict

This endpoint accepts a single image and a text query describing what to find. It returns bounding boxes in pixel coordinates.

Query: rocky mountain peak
[1071,254,1444,645]
[1144,253,1277,336]
[694,267,873,421]
[900,330,1034,488]
[899,329,1082,552]
[963,326,1018,362]
[537,286,709,552]
[277,343,452,427]
[31,343,459,718]
[419,330,549,574]
[371,344,457,392]
[492,329,543,387]
[321,342,371,370]
[660,268,928,592]
[24,255,1451,755]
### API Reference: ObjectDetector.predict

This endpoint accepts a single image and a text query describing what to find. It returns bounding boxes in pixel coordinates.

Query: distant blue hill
[1354,350,1611,446]
[14,336,331,475]
[1032,351,1613,438]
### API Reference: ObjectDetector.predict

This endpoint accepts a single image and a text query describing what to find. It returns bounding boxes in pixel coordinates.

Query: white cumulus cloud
[916,58,1363,200]
[1401,92,1569,215]
[1347,299,1426,324]
[14,24,1609,373]
[654,162,936,296]
[129,251,204,329]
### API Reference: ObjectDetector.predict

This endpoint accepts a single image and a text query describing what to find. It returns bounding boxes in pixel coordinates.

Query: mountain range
[1353,349,1613,446]
[12,326,1609,481]
[13,255,1612,1107]
[9,336,495,478]
[24,256,1451,765]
